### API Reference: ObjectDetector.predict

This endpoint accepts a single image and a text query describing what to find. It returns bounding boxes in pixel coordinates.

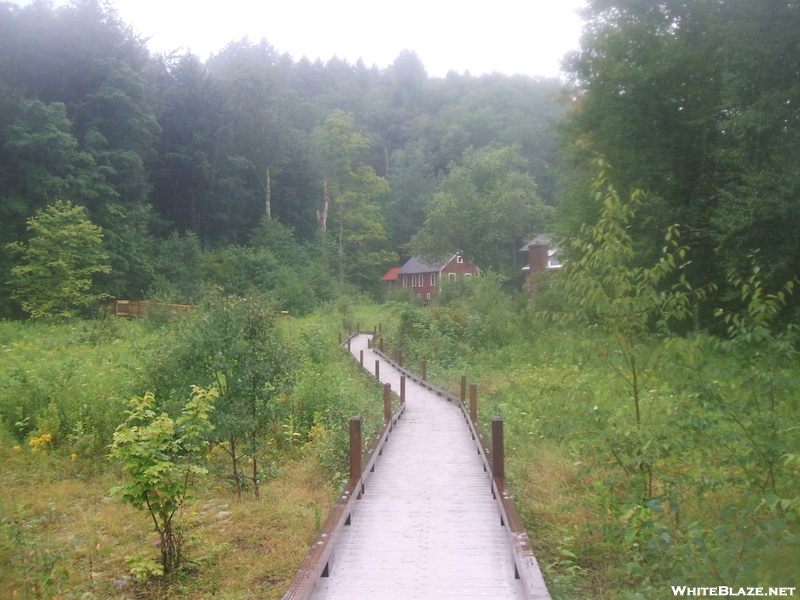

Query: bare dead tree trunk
[256,166,272,218]
[265,166,271,218]
[252,451,259,500]
[339,214,345,287]
[317,178,330,231]
[229,437,242,499]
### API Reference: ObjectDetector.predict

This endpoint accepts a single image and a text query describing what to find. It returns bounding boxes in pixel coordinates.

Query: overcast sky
[21,0,587,79]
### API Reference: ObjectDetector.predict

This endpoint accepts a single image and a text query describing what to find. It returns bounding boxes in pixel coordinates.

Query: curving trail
[310,334,526,599]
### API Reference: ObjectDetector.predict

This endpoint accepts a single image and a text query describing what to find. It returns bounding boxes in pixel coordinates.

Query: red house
[381,266,401,287]
[391,253,480,303]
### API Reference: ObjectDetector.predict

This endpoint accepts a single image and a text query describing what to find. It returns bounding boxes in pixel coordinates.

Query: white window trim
[456,255,464,264]
[430,273,436,286]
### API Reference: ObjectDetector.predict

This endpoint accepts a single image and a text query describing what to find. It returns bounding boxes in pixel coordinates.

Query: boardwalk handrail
[372,342,551,600]
[282,332,404,600]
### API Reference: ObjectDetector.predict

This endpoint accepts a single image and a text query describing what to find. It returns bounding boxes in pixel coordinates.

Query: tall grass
[379,280,800,599]
[0,301,399,598]
[0,317,150,456]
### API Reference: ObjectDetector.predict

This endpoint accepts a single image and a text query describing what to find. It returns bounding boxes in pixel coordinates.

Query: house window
[465,273,472,277]
[456,255,463,264]
[449,273,456,281]
[402,275,407,287]
[426,293,431,301]
[430,273,436,286]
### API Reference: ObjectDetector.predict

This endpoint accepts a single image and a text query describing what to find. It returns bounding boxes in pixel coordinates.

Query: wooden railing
[283,327,550,600]
[101,300,195,318]
[371,333,551,600]
[281,331,405,600]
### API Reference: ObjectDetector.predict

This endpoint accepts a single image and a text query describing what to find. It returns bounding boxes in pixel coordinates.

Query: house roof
[381,267,401,281]
[397,254,456,275]
[519,234,554,252]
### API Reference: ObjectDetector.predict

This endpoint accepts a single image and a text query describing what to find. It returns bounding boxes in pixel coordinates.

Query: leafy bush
[110,386,216,575]
[146,291,295,499]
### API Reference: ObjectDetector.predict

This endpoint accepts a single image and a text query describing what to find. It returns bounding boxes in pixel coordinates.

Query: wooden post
[379,322,382,333]
[399,351,404,368]
[492,417,504,480]
[349,417,362,482]
[368,338,372,349]
[347,337,351,351]
[470,383,478,423]
[356,322,360,334]
[461,375,467,404]
[421,359,427,381]
[375,360,380,379]
[373,325,377,336]
[338,332,342,344]
[400,376,406,404]
[379,338,384,352]
[360,350,364,366]
[383,383,392,423]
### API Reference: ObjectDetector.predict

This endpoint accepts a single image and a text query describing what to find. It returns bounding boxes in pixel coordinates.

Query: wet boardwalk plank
[310,334,526,599]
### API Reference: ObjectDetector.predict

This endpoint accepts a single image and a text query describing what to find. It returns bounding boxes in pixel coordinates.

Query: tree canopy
[0,0,566,315]
[558,0,800,315]
[7,199,110,318]
[410,145,548,272]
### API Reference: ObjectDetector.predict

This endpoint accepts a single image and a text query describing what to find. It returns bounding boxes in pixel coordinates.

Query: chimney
[528,242,548,295]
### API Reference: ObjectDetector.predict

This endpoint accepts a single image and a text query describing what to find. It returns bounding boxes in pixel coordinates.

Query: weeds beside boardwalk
[0,301,389,599]
[379,280,800,599]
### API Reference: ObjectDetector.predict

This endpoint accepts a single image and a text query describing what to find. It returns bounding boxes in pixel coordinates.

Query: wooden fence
[101,300,195,318]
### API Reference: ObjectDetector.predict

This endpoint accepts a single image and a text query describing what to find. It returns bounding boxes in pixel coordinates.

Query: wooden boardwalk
[309,334,533,599]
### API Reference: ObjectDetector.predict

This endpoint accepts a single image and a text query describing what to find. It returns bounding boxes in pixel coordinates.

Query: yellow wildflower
[29,433,53,447]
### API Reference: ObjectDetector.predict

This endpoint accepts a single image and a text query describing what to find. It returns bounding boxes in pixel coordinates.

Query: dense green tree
[317,110,395,286]
[7,199,110,318]
[558,0,800,311]
[386,140,439,253]
[148,52,221,239]
[147,229,204,303]
[410,145,548,272]
[147,293,294,498]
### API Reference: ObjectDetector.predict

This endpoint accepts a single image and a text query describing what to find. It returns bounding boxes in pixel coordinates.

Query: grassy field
[2,293,797,599]
[378,288,800,599]
[0,300,391,600]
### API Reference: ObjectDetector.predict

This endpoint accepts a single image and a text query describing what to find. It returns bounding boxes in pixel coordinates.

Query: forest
[0,0,566,317]
[1,0,799,599]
